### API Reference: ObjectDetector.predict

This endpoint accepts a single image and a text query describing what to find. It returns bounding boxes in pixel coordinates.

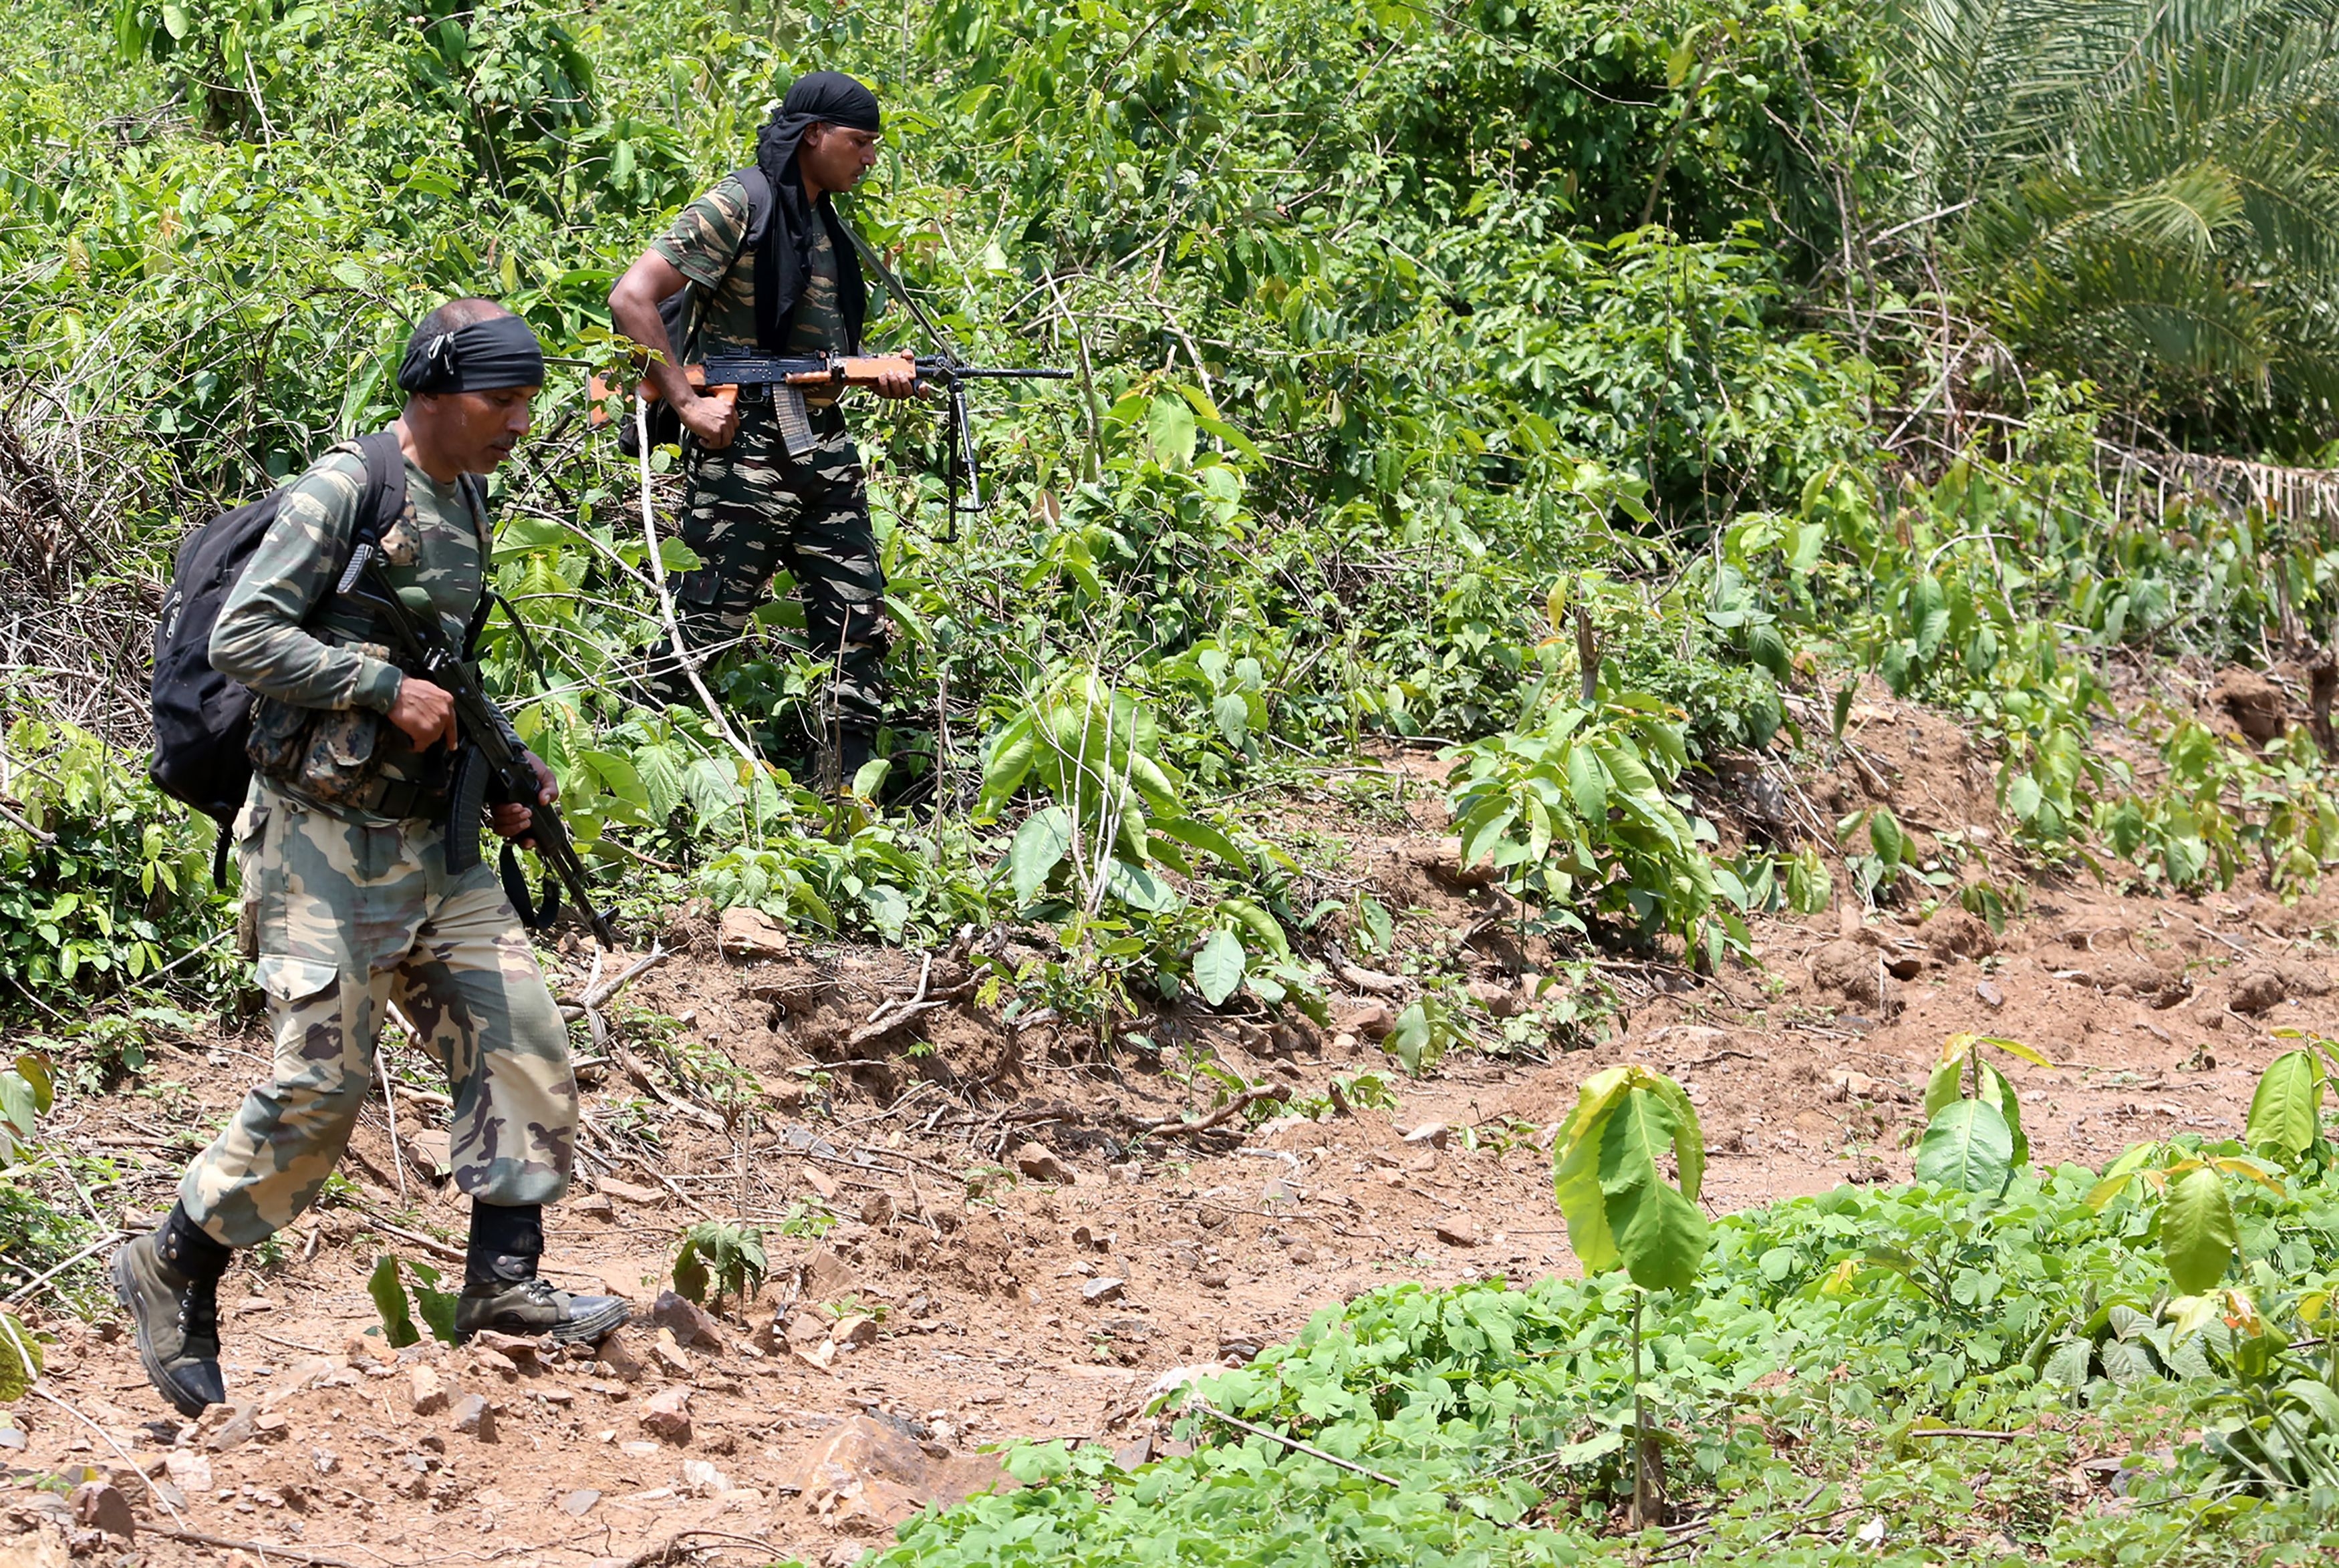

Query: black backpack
[149,431,407,868]
[619,166,774,458]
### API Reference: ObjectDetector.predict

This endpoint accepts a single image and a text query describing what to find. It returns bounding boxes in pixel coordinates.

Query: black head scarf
[396,314,545,394]
[749,71,880,353]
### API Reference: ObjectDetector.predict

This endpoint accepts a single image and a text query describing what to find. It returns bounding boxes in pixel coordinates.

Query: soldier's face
[801,123,881,192]
[426,385,537,473]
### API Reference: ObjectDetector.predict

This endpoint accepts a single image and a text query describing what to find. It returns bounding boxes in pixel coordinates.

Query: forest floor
[10,683,2339,1567]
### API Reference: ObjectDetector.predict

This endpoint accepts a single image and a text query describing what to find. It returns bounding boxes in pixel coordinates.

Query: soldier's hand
[387,676,458,752]
[678,393,739,450]
[871,356,919,400]
[490,751,559,845]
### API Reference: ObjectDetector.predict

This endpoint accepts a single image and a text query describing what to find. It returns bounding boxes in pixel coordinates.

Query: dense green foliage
[3,3,2338,1049]
[877,1050,2339,1564]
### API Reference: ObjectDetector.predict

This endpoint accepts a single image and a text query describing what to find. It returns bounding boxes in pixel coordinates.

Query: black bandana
[749,71,880,353]
[396,314,546,394]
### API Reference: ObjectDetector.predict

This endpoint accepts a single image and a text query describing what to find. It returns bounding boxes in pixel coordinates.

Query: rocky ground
[9,683,2339,1567]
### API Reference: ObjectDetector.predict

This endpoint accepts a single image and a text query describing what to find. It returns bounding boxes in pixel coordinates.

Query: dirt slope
[7,691,2336,1567]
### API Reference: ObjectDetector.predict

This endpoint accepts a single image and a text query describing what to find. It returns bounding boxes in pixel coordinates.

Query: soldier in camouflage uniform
[114,300,627,1419]
[611,70,915,788]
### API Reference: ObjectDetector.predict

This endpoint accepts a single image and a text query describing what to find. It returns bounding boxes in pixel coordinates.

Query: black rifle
[699,352,1073,533]
[336,546,619,949]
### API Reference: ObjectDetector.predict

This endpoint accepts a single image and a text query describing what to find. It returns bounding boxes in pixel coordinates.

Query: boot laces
[178,1273,220,1345]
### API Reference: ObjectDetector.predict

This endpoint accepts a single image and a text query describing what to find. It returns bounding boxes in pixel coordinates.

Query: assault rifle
[334,545,620,949]
[707,351,1073,527]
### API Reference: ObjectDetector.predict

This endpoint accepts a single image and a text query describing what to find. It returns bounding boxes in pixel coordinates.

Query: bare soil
[10,685,2339,1567]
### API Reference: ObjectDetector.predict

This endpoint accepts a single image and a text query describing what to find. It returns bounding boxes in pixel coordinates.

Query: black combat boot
[454,1202,630,1344]
[111,1205,230,1417]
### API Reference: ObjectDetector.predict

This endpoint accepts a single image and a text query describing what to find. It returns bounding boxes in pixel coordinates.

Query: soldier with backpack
[116,299,628,1418]
[608,69,916,790]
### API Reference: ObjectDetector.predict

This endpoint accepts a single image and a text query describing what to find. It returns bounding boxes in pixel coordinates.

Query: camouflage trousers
[180,781,576,1248]
[651,395,889,734]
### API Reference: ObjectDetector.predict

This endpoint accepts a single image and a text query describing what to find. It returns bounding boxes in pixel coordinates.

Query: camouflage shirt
[651,174,851,359]
[211,442,509,818]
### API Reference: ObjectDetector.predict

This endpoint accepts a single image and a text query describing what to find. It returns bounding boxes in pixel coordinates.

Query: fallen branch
[1136,1086,1288,1138]
[349,1203,466,1265]
[2,1227,125,1306]
[148,1527,360,1567]
[1186,1399,1408,1491]
[1333,961,1405,995]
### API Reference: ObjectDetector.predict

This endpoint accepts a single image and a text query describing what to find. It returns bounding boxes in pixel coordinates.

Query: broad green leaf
[658,536,704,572]
[1976,1062,2029,1168]
[1155,816,1251,875]
[1923,1059,1964,1122]
[1006,806,1074,903]
[1192,929,1247,1006]
[1147,394,1198,468]
[0,1311,41,1400]
[1597,1087,1709,1291]
[1103,859,1176,913]
[1915,1100,2015,1195]
[1868,808,1907,869]
[1385,1001,1433,1074]
[974,717,1037,821]
[2246,1048,2327,1158]
[1211,691,1250,746]
[367,1255,420,1350]
[2162,1164,2240,1296]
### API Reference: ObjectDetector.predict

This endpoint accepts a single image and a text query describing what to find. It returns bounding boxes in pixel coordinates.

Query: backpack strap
[341,430,410,579]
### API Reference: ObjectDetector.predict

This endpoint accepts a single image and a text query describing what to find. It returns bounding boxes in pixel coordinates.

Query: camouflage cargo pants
[656,396,889,734]
[180,782,576,1248]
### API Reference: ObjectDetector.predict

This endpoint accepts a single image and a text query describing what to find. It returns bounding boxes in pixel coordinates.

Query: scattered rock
[596,1331,646,1383]
[803,1163,840,1201]
[161,1450,211,1493]
[1083,1277,1127,1305]
[2228,968,2291,1015]
[2212,667,2287,742]
[682,1458,734,1497]
[451,1394,497,1442]
[785,1311,830,1351]
[68,1482,132,1542]
[1014,1142,1075,1185]
[407,1366,448,1417]
[831,1313,879,1349]
[2083,953,2186,1003]
[406,1130,452,1183]
[1464,979,1520,1018]
[200,1402,259,1452]
[795,1415,1013,1536]
[652,1290,724,1351]
[859,1191,896,1227]
[559,1488,600,1517]
[652,1328,696,1378]
[1975,977,2006,1009]
[1338,1003,1394,1040]
[1883,952,1925,981]
[470,1346,520,1380]
[1827,1070,1911,1104]
[470,1329,543,1365]
[1400,1122,1449,1148]
[718,906,792,960]
[1809,941,1889,1009]
[596,1177,664,1207]
[799,1247,858,1301]
[1433,1221,1479,1248]
[2276,959,2335,997]
[1921,907,1997,961]
[1070,1224,1109,1253]
[571,1193,615,1221]
[642,1385,693,1445]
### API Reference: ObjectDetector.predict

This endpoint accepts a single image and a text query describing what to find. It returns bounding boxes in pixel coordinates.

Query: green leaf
[1006,807,1073,903]
[1103,859,1175,913]
[1915,1099,2015,1195]
[1597,1087,1709,1292]
[1923,1059,1965,1122]
[1154,816,1251,875]
[673,1239,710,1305]
[161,3,190,40]
[2246,1048,2327,1158]
[658,537,704,573]
[974,717,1037,822]
[1868,808,1907,869]
[1147,394,1198,468]
[1211,691,1250,746]
[1192,929,1247,1006]
[2163,1164,2240,1295]
[0,1311,41,1401]
[1976,1061,2030,1169]
[1385,1001,1433,1074]
[367,1255,420,1350]
[408,1260,460,1345]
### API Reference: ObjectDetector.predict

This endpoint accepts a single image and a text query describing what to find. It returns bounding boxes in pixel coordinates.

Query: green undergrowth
[875,1155,2339,1567]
